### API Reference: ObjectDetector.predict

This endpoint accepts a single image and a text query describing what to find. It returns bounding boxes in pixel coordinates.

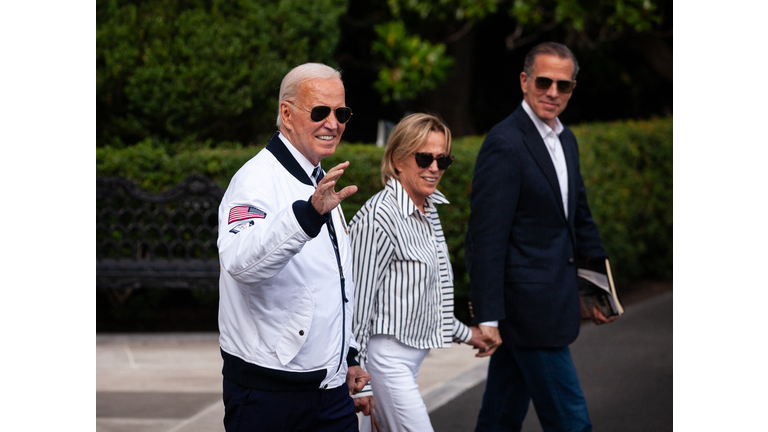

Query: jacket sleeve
[465,133,521,325]
[217,184,329,285]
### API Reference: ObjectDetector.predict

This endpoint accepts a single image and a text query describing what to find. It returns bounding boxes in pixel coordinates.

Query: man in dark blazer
[465,42,616,432]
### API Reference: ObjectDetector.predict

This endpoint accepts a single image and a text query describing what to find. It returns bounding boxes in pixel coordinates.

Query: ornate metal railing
[96,175,224,290]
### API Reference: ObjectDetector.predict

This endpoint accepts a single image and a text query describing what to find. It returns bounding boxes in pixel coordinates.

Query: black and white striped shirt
[350,178,472,370]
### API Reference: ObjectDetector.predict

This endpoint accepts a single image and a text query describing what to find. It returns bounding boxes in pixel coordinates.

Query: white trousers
[360,335,433,432]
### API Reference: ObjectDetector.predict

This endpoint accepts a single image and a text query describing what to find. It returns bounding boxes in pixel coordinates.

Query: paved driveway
[96,291,671,432]
[429,291,673,432]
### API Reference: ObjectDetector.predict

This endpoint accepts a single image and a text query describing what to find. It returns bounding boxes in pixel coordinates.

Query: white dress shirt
[521,100,569,216]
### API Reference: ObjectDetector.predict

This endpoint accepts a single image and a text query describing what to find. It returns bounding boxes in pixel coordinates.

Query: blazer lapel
[514,107,568,220]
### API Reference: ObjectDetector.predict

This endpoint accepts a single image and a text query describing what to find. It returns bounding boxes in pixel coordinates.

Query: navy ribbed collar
[265,132,314,186]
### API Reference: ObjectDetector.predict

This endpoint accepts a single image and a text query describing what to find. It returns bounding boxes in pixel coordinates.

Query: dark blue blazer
[465,104,605,348]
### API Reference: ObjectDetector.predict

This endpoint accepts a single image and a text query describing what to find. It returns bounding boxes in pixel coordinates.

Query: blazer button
[568,258,575,264]
[299,330,305,336]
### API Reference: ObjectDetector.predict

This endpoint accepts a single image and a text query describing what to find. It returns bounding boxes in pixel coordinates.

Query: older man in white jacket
[217,63,371,432]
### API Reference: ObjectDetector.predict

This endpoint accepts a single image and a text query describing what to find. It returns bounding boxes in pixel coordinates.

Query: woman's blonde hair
[381,113,452,187]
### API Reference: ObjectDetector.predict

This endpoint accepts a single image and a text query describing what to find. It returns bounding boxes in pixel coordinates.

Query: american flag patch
[228,206,267,224]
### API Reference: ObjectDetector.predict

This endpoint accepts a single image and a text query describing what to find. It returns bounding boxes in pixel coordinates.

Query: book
[577,256,624,319]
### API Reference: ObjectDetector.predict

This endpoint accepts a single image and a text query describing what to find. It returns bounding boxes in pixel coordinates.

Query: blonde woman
[350,113,486,431]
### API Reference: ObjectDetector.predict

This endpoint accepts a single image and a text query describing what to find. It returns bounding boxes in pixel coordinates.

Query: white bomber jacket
[217,132,358,391]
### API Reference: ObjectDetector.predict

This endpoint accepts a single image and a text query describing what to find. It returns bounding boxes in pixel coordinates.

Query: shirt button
[299,330,304,336]
[323,384,328,389]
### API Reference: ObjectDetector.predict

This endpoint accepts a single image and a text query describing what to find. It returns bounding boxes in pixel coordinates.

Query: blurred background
[96,0,671,147]
[96,0,672,332]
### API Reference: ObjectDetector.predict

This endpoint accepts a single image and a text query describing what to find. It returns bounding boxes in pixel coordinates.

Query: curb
[422,361,488,413]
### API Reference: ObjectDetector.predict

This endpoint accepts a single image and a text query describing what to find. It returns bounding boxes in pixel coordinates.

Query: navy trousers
[475,343,591,432]
[222,378,358,432]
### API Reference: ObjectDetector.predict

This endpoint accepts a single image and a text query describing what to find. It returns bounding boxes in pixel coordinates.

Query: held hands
[473,325,502,358]
[346,365,369,395]
[346,365,374,415]
[467,325,502,358]
[312,161,358,215]
[467,326,488,353]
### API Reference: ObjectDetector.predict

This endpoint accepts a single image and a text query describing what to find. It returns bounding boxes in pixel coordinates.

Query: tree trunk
[418,27,477,137]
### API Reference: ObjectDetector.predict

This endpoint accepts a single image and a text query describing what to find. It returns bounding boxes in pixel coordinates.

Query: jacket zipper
[326,215,347,373]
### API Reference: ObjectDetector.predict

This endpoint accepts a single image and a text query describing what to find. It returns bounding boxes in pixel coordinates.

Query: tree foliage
[506,0,660,47]
[368,0,664,104]
[96,0,669,147]
[371,21,454,102]
[96,0,347,148]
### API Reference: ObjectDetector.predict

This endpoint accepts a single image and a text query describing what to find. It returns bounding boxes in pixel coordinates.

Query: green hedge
[97,117,672,321]
[572,118,673,283]
[97,0,347,148]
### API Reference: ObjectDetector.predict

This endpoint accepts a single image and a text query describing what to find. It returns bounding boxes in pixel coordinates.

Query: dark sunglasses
[414,152,454,170]
[533,76,576,94]
[286,100,353,124]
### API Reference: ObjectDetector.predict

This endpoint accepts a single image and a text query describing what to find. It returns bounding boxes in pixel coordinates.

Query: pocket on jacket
[274,287,314,366]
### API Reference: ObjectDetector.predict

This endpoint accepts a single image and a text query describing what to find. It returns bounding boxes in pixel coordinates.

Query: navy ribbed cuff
[292,197,330,238]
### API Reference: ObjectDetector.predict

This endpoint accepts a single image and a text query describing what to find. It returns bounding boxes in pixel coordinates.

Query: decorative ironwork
[96,175,224,290]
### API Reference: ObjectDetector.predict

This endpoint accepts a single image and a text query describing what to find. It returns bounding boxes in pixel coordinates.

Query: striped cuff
[453,321,473,344]
[352,383,373,398]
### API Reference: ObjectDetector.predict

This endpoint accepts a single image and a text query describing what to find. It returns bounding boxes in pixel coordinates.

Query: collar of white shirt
[277,132,321,184]
[387,177,449,219]
[521,100,564,149]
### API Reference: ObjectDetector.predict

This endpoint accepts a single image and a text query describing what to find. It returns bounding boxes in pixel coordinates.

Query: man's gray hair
[276,63,343,128]
[523,42,580,81]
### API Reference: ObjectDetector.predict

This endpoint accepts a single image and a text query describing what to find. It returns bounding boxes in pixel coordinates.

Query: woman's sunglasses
[286,100,353,124]
[533,76,575,94]
[414,152,454,170]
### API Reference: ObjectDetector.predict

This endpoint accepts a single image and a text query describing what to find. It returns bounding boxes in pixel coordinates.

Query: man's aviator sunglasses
[286,100,353,124]
[532,76,576,94]
[414,152,454,170]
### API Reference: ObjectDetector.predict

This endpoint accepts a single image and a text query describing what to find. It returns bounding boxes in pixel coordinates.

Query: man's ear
[520,72,530,94]
[280,101,293,131]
